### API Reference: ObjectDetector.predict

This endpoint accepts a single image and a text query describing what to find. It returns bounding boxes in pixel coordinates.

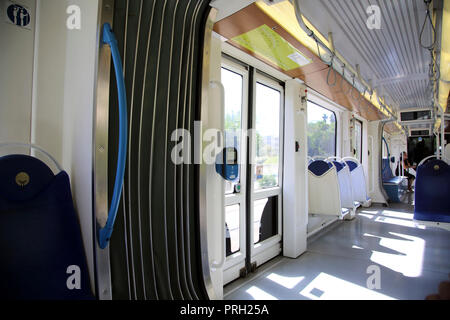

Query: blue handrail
[98,23,128,249]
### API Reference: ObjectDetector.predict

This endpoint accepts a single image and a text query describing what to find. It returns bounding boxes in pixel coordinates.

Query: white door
[221,59,249,284]
[222,58,283,285]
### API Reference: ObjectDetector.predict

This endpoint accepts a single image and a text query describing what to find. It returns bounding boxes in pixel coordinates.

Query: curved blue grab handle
[99,23,128,249]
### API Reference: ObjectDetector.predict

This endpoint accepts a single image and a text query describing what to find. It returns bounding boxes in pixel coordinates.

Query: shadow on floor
[224,200,450,300]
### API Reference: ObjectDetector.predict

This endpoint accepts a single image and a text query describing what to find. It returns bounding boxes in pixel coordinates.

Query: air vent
[410,129,431,137]
[400,109,432,122]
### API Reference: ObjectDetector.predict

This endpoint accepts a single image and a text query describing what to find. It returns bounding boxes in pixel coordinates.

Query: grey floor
[224,194,450,300]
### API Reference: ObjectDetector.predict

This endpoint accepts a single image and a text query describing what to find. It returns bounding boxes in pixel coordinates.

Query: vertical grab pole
[441,108,445,160]
[209,80,226,271]
[98,22,128,249]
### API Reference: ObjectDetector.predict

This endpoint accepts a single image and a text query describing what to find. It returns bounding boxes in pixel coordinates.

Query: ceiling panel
[298,0,434,111]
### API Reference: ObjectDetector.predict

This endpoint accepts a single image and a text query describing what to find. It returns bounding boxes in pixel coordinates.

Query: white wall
[0,0,36,152]
[283,79,308,258]
[389,133,407,170]
[206,33,225,300]
[35,0,99,291]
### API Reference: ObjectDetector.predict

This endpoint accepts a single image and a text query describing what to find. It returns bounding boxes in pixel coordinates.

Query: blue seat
[414,159,450,223]
[381,158,407,202]
[0,154,94,299]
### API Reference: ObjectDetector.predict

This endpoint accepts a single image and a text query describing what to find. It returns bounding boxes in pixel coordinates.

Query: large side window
[307,101,337,158]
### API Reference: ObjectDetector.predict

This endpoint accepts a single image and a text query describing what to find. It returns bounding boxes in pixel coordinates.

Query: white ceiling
[298,0,438,111]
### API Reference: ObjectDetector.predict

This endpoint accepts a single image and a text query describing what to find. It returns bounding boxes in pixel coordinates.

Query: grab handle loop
[98,23,128,249]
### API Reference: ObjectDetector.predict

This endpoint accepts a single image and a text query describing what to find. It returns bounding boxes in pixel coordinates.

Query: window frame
[221,65,245,196]
[354,118,363,162]
[221,58,249,266]
[249,71,284,262]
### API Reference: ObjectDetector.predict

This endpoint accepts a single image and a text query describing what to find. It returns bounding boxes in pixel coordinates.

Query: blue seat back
[0,154,94,299]
[308,160,332,176]
[345,160,358,172]
[382,158,394,182]
[414,159,450,222]
[331,161,344,172]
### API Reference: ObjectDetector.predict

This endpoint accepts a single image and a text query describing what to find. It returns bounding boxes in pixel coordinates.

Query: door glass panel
[222,67,243,194]
[225,204,240,256]
[253,196,278,244]
[254,83,281,190]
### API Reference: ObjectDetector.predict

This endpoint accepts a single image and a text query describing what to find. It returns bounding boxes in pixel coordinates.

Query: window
[307,101,337,158]
[222,67,243,194]
[225,204,240,256]
[253,196,278,244]
[254,82,281,190]
[354,119,363,162]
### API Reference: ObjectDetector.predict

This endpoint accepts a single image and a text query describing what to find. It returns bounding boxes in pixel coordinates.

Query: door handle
[98,23,128,249]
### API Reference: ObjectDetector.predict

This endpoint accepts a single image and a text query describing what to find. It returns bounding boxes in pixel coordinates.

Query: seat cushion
[414,210,450,223]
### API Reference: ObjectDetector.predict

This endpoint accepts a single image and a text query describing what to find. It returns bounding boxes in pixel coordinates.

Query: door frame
[248,72,284,267]
[222,56,285,285]
[221,57,249,284]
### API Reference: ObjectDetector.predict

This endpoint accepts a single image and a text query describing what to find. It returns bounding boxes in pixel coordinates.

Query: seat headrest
[417,159,450,176]
[345,160,358,172]
[308,160,332,176]
[331,161,344,172]
[0,154,55,202]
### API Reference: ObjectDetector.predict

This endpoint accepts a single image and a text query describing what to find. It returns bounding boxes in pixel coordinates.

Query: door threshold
[223,255,285,299]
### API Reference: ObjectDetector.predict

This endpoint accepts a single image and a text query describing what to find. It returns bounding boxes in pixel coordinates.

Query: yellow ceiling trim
[438,0,450,113]
[432,0,449,132]
[255,0,396,122]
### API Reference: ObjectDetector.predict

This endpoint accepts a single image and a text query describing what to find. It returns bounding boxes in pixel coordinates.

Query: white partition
[336,165,354,208]
[308,165,342,217]
[283,79,308,259]
[343,157,370,205]
[0,0,36,154]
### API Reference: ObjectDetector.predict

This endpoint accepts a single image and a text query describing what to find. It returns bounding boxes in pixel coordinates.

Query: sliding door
[222,57,283,285]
